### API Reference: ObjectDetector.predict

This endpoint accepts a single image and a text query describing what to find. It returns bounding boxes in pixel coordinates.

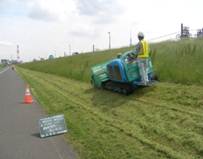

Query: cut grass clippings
[17,67,203,159]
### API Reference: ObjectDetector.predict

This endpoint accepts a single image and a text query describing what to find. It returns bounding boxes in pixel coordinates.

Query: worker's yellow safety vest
[138,40,149,58]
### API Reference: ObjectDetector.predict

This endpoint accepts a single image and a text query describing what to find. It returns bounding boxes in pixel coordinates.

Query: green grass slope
[151,38,203,84]
[20,38,203,85]
[17,68,203,159]
[0,64,4,70]
[17,38,203,158]
[20,46,133,82]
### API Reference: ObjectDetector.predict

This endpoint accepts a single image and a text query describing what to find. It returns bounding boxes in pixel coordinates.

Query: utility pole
[108,32,111,49]
[17,45,20,62]
[181,23,183,38]
[10,55,13,62]
[69,44,71,55]
[130,29,132,46]
[93,44,95,53]
[53,50,56,58]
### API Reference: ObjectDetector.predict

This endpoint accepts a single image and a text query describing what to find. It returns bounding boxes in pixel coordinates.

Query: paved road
[0,68,77,159]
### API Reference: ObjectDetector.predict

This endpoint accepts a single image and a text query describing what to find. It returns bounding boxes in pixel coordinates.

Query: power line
[148,32,178,41]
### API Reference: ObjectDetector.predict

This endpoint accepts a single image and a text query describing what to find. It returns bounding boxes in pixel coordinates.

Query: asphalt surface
[0,67,77,159]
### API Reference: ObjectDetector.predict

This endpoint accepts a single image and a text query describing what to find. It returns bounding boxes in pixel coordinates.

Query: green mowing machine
[90,50,156,94]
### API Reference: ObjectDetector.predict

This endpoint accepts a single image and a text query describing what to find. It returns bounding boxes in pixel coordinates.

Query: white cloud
[0,41,14,46]
[76,0,121,16]
[0,0,203,61]
[28,3,59,21]
[75,0,123,24]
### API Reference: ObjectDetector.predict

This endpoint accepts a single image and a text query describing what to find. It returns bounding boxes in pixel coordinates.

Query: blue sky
[0,0,203,61]
[0,0,30,18]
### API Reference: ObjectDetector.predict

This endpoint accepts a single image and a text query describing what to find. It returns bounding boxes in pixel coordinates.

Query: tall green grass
[20,46,133,82]
[151,38,203,84]
[20,38,203,85]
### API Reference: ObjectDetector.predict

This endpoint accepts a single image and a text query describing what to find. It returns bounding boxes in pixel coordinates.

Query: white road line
[0,67,9,74]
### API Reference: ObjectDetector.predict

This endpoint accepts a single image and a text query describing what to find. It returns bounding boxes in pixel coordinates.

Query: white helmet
[138,32,144,38]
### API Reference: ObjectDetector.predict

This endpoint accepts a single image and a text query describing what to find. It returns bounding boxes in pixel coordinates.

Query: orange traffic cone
[24,85,33,104]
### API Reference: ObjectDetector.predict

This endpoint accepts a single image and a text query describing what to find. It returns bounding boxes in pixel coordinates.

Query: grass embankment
[0,64,4,70]
[20,46,133,82]
[151,38,203,84]
[18,67,203,159]
[20,38,203,85]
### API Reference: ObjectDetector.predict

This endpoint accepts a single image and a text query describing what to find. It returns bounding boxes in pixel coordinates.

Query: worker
[135,32,150,85]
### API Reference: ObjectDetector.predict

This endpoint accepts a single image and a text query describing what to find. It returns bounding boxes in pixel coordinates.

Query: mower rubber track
[102,80,134,95]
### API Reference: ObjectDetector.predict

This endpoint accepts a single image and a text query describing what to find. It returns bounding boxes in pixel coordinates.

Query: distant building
[180,23,191,39]
[197,28,203,38]
[72,52,79,55]
[48,55,54,60]
[1,59,10,65]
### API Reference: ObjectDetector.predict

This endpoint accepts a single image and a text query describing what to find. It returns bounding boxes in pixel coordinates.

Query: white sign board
[39,114,68,138]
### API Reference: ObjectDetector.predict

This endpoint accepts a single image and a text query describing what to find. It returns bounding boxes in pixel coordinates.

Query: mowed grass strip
[17,67,203,159]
